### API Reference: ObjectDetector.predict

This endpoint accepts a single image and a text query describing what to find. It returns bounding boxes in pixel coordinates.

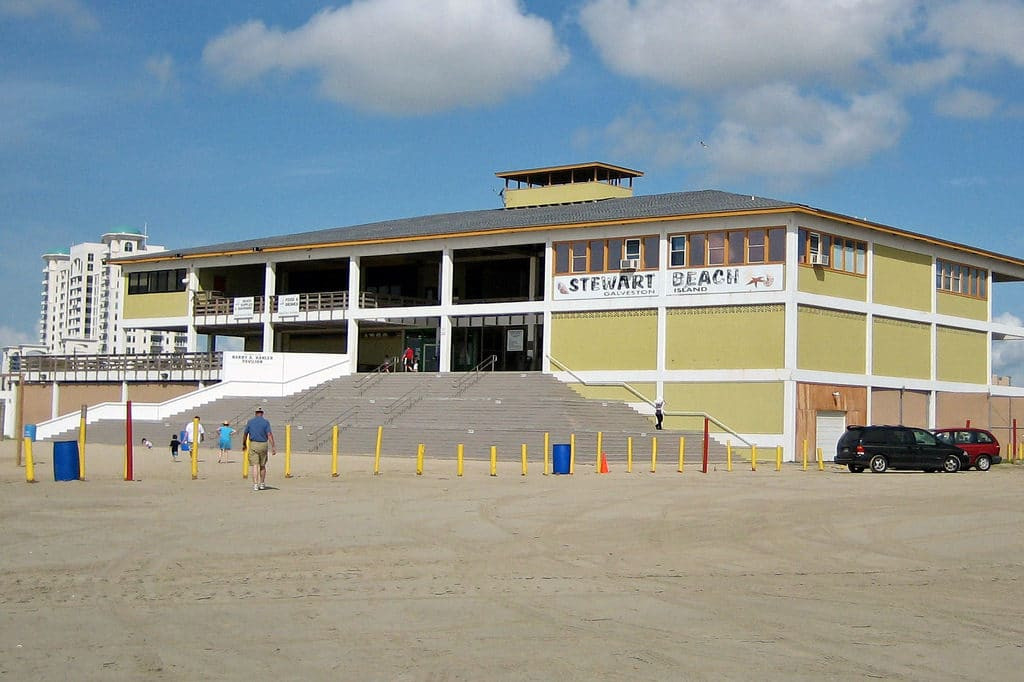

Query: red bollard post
[702,417,709,474]
[125,400,134,481]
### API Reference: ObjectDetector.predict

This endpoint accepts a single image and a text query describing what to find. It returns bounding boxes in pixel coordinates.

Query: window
[127,268,187,295]
[624,238,641,260]
[670,236,686,267]
[553,236,659,274]
[798,228,866,274]
[936,259,987,298]
[668,228,785,268]
[589,240,605,271]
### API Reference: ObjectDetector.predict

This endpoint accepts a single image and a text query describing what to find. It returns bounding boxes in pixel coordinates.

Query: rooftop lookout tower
[496,162,643,209]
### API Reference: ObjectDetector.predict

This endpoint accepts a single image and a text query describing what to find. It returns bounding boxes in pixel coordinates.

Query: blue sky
[2,0,1024,373]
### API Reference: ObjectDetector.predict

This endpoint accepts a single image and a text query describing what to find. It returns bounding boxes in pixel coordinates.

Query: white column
[262,262,275,353]
[347,257,360,366]
[439,249,453,372]
[185,269,199,352]
[51,382,60,420]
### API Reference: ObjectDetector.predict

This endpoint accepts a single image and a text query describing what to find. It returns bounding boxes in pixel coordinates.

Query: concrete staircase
[43,372,733,464]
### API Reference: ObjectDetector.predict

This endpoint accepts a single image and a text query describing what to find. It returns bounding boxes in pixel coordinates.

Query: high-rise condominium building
[39,228,186,355]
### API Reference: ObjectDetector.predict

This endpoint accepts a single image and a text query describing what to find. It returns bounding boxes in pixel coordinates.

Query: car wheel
[942,455,961,473]
[869,455,887,473]
[848,464,864,473]
[976,455,991,472]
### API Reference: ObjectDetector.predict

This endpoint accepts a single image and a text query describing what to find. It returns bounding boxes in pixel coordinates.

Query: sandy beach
[2,439,1023,681]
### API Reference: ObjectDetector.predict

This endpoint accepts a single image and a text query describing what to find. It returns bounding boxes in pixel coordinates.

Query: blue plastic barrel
[552,443,571,475]
[53,440,80,481]
[23,424,36,441]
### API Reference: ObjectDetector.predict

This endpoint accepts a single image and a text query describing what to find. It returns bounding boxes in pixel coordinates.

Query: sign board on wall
[506,329,524,352]
[553,272,660,301]
[222,352,284,381]
[668,264,784,295]
[278,294,300,315]
[233,297,255,318]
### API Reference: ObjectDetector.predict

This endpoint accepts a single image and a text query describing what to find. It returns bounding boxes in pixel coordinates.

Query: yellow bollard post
[802,439,808,471]
[570,433,576,475]
[78,409,86,481]
[373,425,383,475]
[651,436,658,473]
[331,425,339,478]
[817,447,825,471]
[596,431,603,473]
[776,445,782,471]
[490,446,497,477]
[457,443,464,477]
[543,432,550,476]
[678,436,685,473]
[284,424,292,478]
[191,415,200,480]
[727,440,733,472]
[521,443,528,476]
[416,443,424,475]
[627,436,633,473]
[24,437,36,483]
[242,442,249,479]
[751,444,758,471]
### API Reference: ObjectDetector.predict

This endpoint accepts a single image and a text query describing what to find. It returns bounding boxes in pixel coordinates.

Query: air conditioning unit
[809,253,830,267]
[619,258,640,270]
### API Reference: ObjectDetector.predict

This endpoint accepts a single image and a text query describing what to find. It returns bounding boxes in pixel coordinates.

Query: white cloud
[578,103,698,169]
[145,54,180,95]
[202,0,568,115]
[704,84,907,184]
[578,0,915,91]
[926,0,1024,68]
[885,54,966,94]
[0,325,37,349]
[0,0,98,32]
[934,87,1000,119]
[992,313,1024,384]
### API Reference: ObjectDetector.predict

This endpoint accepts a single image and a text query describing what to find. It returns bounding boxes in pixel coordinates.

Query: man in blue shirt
[243,406,276,491]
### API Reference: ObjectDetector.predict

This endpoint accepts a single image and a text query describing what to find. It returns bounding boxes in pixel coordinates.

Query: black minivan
[835,425,968,473]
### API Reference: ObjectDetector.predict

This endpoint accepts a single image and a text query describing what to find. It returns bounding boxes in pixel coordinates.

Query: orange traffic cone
[599,452,610,474]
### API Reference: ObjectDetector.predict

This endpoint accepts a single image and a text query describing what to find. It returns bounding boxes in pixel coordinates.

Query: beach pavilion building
[113,162,1024,456]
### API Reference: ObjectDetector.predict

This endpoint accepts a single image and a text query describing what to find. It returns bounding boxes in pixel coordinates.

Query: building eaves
[112,189,797,263]
[110,187,1024,276]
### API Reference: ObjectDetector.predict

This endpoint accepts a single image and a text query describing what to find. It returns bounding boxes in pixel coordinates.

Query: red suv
[931,428,1002,471]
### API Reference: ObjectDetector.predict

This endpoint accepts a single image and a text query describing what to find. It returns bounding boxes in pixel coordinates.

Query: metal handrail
[287,380,335,419]
[384,386,423,424]
[546,354,752,447]
[452,354,497,394]
[353,360,392,394]
[310,405,361,451]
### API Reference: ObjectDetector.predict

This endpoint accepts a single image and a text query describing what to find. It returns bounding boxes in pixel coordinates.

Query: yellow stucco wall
[666,305,785,369]
[550,310,657,370]
[504,182,632,208]
[797,266,867,301]
[872,244,932,311]
[936,291,987,321]
[797,306,866,373]
[871,317,931,379]
[936,326,987,383]
[123,291,188,318]
[663,381,783,434]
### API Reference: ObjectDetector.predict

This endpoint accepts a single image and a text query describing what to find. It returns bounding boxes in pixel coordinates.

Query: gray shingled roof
[127,189,799,259]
